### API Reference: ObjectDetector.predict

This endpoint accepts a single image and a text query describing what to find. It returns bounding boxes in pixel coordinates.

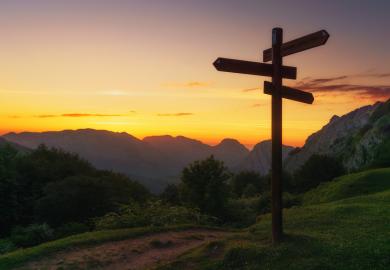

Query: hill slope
[158,168,390,270]
[286,98,390,172]
[1,168,389,269]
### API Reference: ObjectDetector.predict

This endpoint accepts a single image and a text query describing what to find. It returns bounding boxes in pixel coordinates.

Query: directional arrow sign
[264,81,314,104]
[263,30,329,62]
[213,58,297,80]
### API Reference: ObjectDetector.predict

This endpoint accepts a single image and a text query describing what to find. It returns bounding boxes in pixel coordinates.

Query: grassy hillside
[1,168,389,269]
[302,167,390,204]
[159,168,390,270]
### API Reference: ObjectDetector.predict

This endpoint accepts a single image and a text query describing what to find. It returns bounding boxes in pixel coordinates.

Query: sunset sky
[0,0,389,148]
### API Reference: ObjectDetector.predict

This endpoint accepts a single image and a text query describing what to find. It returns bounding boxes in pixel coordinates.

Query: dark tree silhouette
[180,156,230,219]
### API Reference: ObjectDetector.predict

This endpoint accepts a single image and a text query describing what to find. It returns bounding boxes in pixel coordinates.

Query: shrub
[54,222,90,238]
[0,239,16,255]
[180,156,230,220]
[161,184,181,205]
[293,154,345,193]
[94,201,217,230]
[225,197,259,227]
[10,223,53,248]
[230,171,266,198]
[242,184,258,198]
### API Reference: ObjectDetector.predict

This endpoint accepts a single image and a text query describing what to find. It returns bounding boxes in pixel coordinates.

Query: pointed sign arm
[264,81,314,104]
[263,30,329,62]
[213,57,297,80]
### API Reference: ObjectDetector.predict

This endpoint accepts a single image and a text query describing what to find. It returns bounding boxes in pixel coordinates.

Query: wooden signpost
[213,28,329,244]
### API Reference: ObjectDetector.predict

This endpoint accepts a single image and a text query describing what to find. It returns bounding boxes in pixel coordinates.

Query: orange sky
[0,1,389,148]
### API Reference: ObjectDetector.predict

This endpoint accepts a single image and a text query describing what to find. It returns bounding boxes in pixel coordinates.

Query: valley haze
[3,99,389,193]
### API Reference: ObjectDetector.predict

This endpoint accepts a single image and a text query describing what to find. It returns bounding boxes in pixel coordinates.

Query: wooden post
[271,27,283,244]
[213,27,328,245]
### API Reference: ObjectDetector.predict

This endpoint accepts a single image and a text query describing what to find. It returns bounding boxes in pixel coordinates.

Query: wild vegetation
[156,168,390,270]
[0,136,388,269]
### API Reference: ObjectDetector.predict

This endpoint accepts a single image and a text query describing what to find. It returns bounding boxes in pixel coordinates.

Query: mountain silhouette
[3,99,388,192]
[3,130,250,192]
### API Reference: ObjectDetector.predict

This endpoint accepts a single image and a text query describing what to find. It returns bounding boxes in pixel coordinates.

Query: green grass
[302,167,390,205]
[3,168,390,270]
[158,168,390,270]
[0,224,224,270]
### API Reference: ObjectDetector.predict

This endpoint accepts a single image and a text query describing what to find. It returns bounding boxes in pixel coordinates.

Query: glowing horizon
[0,1,389,148]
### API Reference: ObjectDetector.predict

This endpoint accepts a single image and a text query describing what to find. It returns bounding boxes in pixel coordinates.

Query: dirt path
[19,229,227,270]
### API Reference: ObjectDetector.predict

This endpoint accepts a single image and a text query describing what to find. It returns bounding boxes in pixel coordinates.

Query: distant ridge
[3,99,388,192]
[3,129,251,192]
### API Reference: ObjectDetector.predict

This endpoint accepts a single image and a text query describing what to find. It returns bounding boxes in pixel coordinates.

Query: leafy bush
[94,201,217,230]
[0,239,16,255]
[180,156,230,220]
[54,222,90,239]
[293,154,345,193]
[242,183,258,198]
[230,171,267,198]
[225,197,259,227]
[161,183,181,205]
[0,144,149,237]
[10,223,53,248]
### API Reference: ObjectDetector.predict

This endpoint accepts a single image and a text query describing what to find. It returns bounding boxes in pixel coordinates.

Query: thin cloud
[289,73,390,100]
[163,81,211,88]
[309,76,348,85]
[360,72,390,78]
[252,102,266,107]
[61,113,122,117]
[36,114,57,118]
[186,82,209,87]
[297,82,390,99]
[242,87,260,92]
[31,113,125,118]
[7,115,23,119]
[157,113,193,117]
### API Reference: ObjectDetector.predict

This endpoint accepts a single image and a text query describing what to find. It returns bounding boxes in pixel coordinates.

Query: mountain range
[2,129,293,192]
[3,98,389,192]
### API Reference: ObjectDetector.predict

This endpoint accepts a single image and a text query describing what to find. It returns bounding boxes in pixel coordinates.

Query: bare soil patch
[18,228,227,270]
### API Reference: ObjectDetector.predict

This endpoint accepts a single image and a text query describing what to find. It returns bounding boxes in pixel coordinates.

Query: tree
[35,176,115,226]
[161,184,181,205]
[242,183,258,198]
[293,154,345,193]
[230,171,266,198]
[0,144,150,234]
[180,156,230,219]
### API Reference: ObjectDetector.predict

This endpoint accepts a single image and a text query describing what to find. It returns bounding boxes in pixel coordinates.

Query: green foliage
[35,175,138,226]
[242,183,258,198]
[0,240,16,255]
[369,98,390,123]
[293,154,345,193]
[0,144,150,236]
[225,197,259,228]
[230,171,266,198]
[10,224,53,248]
[54,223,90,239]
[180,156,230,219]
[370,138,390,168]
[161,183,181,205]
[225,192,300,228]
[94,201,217,230]
[303,167,390,205]
[160,169,390,270]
